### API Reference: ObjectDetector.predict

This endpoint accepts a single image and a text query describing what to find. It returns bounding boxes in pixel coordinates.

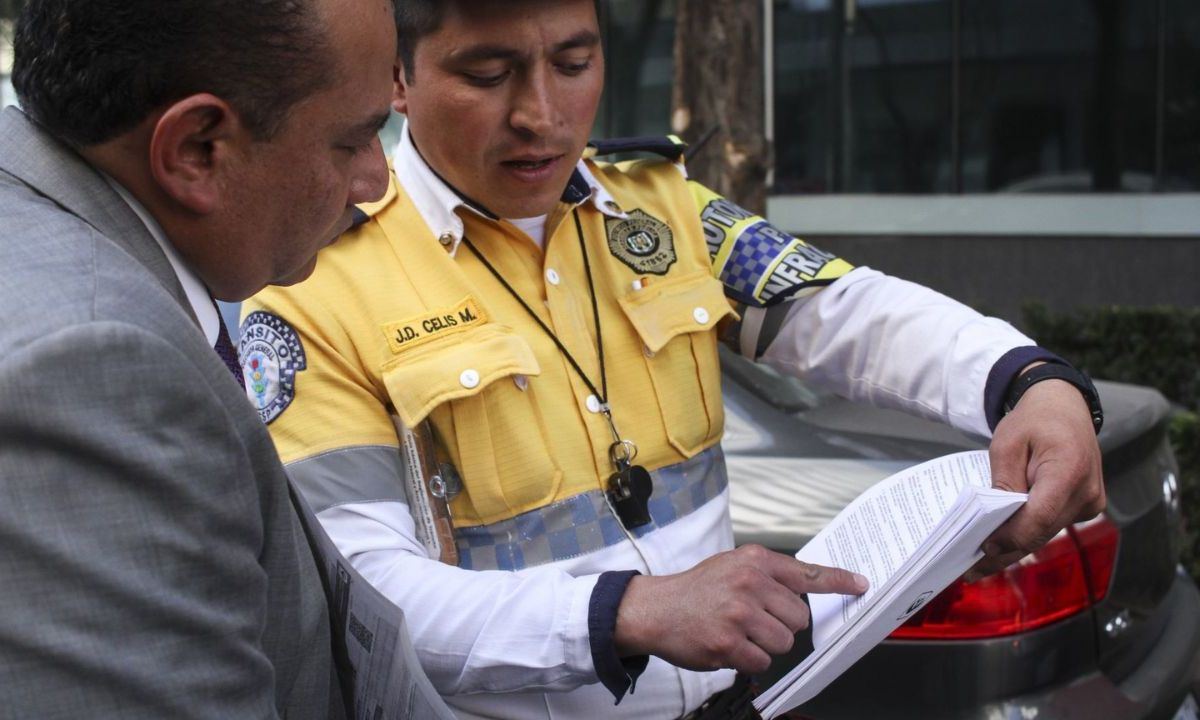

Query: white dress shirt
[104,176,219,346]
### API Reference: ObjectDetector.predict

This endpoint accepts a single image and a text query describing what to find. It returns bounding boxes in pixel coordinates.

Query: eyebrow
[552,30,601,54]
[449,30,601,65]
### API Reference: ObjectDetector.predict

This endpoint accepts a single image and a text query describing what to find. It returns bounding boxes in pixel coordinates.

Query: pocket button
[459,369,481,389]
[693,307,710,325]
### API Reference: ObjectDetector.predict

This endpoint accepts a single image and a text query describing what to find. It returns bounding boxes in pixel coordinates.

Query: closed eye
[463,70,510,87]
[557,59,593,76]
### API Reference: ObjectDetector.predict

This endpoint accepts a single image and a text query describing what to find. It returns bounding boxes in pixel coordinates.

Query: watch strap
[984,346,1066,431]
[1003,362,1104,434]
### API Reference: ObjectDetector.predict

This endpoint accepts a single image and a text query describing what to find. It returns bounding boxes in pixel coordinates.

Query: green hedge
[1023,303,1200,411]
[1169,412,1200,582]
[1023,303,1200,582]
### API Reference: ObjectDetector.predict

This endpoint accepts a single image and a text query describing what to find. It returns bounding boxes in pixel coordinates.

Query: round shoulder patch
[238,311,307,424]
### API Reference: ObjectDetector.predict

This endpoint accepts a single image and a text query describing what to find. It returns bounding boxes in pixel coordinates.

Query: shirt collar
[391,121,629,257]
[103,175,220,346]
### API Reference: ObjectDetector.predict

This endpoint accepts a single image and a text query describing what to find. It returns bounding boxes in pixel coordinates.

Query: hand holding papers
[754,451,1026,719]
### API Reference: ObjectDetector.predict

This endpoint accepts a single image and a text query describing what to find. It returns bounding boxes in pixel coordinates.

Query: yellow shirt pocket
[380,324,561,526]
[618,270,737,457]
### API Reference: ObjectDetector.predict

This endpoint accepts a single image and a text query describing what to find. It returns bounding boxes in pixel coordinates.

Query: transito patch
[605,208,677,275]
[382,296,488,355]
[239,311,307,424]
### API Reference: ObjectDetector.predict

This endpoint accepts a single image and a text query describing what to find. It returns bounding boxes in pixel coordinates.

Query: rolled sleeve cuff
[984,346,1068,431]
[589,570,649,704]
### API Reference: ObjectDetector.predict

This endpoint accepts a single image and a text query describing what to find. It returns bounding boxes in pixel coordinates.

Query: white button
[513,375,528,391]
[585,394,603,413]
[546,268,561,285]
[693,307,710,324]
[438,232,455,246]
[459,369,480,389]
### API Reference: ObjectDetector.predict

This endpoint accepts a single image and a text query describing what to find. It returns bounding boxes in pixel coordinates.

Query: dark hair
[394,0,444,84]
[13,0,333,147]
[394,0,602,84]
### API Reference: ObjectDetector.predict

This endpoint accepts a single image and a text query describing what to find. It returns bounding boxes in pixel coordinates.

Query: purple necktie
[214,308,245,390]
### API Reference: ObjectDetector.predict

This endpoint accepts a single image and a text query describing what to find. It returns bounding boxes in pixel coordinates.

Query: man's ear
[148,94,242,214]
[392,63,410,115]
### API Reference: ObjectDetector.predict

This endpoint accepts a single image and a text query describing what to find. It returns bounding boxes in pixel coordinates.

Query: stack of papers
[755,451,1026,719]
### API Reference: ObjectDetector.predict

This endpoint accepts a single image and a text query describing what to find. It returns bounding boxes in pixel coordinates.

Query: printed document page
[288,484,456,720]
[801,451,994,648]
[754,451,1026,718]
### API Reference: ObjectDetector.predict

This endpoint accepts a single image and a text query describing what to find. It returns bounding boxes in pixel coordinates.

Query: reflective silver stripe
[455,445,727,571]
[285,445,406,514]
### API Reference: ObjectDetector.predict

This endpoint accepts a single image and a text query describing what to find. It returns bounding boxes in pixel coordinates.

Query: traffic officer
[240,0,1105,717]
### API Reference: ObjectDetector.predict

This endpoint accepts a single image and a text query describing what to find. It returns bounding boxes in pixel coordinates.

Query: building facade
[4,1,1196,320]
[600,0,1200,322]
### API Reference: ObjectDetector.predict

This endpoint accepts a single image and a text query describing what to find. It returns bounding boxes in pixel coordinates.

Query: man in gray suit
[0,0,396,717]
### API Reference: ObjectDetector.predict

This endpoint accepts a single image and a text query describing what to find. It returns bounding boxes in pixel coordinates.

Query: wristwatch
[1003,363,1104,434]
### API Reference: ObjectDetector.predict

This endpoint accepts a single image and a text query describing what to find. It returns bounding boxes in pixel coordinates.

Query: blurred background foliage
[1024,304,1200,409]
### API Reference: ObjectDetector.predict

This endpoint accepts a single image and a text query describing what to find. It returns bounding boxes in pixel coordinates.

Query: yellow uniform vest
[248,158,739,528]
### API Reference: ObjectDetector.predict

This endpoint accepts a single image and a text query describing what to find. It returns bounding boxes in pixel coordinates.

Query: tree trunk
[672,0,770,214]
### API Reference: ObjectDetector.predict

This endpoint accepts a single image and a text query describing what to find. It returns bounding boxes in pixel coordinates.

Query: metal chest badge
[605,209,676,275]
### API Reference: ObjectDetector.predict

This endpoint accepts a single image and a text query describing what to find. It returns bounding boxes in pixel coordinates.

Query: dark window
[844,0,955,193]
[598,0,676,139]
[958,0,1158,193]
[1163,0,1200,190]
[774,0,957,194]
[773,1,839,193]
[769,0,1200,194]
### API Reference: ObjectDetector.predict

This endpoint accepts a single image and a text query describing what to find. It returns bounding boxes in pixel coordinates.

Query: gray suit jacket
[0,106,347,719]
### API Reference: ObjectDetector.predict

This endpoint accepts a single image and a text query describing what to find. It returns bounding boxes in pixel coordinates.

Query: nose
[509,72,556,138]
[347,135,390,206]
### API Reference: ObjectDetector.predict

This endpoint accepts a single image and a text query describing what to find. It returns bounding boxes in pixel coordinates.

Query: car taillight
[890,515,1119,640]
[1071,515,1120,602]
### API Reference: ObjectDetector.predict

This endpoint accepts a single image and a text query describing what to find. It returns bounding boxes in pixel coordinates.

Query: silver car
[721,346,1200,720]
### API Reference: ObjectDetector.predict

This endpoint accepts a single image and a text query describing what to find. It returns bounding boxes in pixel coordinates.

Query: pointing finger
[772,558,869,597]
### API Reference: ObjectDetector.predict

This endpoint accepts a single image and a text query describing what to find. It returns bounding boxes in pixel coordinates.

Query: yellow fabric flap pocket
[380,325,540,428]
[617,270,737,353]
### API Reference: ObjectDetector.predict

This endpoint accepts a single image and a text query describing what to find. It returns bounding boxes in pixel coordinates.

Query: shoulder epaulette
[584,135,687,161]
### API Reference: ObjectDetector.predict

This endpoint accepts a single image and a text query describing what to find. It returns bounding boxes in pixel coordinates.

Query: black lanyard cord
[460,209,609,409]
[462,209,653,529]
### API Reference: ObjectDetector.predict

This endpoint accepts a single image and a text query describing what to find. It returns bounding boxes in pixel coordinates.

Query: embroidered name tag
[383,297,488,355]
